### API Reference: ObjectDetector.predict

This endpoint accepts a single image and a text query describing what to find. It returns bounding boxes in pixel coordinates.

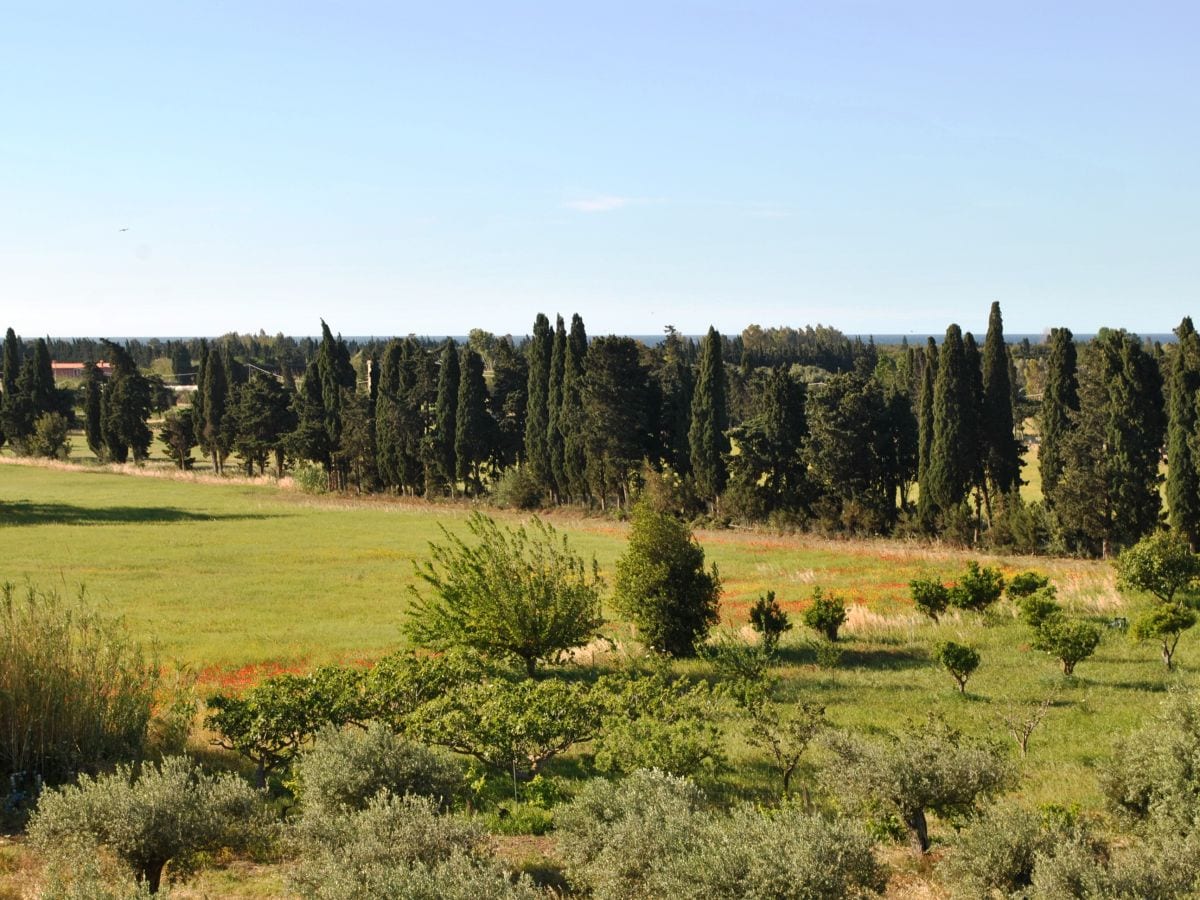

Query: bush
[658,803,887,899]
[490,466,544,510]
[612,501,721,657]
[949,561,1005,612]
[556,769,707,900]
[909,577,950,621]
[803,587,848,642]
[941,803,1063,897]
[1032,618,1101,676]
[29,411,71,459]
[0,583,159,791]
[483,801,556,836]
[28,756,269,894]
[1018,588,1062,628]
[288,791,540,899]
[292,461,329,494]
[749,590,791,652]
[1007,570,1051,600]
[935,642,980,693]
[296,724,461,814]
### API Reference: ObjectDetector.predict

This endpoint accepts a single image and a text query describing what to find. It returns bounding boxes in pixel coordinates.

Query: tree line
[6,304,1200,558]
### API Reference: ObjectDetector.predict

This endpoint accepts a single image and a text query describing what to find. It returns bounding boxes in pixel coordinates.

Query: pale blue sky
[3,1,1198,337]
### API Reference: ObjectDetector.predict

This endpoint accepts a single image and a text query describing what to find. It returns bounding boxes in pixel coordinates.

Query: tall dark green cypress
[201,344,230,473]
[688,326,730,503]
[917,338,938,529]
[1167,317,1200,547]
[546,315,567,502]
[981,302,1021,497]
[1,328,19,404]
[455,346,491,495]
[1040,327,1078,506]
[963,332,986,522]
[431,339,459,494]
[561,314,589,503]
[83,361,104,458]
[524,313,553,492]
[316,321,356,488]
[927,324,972,517]
[374,340,404,491]
[654,326,692,474]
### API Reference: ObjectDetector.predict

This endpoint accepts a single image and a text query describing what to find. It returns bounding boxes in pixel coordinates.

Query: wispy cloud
[565,195,641,213]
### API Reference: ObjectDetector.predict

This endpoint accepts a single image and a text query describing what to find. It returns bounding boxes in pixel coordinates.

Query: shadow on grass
[775,642,930,671]
[0,500,279,527]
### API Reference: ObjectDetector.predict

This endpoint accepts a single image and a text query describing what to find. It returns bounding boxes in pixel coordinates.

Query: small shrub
[1131,602,1197,670]
[490,466,544,510]
[288,791,533,899]
[484,801,555,836]
[803,588,848,642]
[813,640,845,669]
[1006,571,1051,600]
[942,803,1061,896]
[296,724,461,814]
[936,642,980,693]
[1032,618,1101,676]
[701,630,774,709]
[909,577,950,621]
[657,803,887,899]
[949,561,1005,612]
[28,756,269,894]
[1018,589,1062,628]
[29,412,71,459]
[556,769,707,900]
[291,461,329,494]
[749,590,791,653]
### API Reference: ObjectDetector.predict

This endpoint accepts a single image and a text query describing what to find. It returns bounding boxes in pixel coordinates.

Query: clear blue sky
[3,1,1198,338]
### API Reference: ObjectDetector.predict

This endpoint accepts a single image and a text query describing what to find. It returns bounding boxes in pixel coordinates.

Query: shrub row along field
[4,461,1200,897]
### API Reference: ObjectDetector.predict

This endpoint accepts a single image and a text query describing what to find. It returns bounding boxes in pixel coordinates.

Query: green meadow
[3,460,1192,813]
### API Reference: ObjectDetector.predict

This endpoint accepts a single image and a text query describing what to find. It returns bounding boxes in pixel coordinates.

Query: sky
[3,1,1198,338]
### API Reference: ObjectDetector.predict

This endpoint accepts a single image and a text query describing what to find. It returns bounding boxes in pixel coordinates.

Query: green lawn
[1,459,1194,815]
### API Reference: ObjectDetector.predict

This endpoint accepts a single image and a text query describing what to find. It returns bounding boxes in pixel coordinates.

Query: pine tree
[524,313,553,493]
[927,324,972,518]
[489,337,528,472]
[546,315,567,501]
[917,338,938,530]
[727,367,808,516]
[561,314,589,502]
[455,346,492,495]
[430,338,459,495]
[99,340,151,463]
[1040,328,1078,505]
[689,326,730,504]
[232,371,296,476]
[981,302,1021,497]
[1167,317,1200,547]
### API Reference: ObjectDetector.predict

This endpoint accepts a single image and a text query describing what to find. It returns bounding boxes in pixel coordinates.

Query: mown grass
[3,458,1198,877]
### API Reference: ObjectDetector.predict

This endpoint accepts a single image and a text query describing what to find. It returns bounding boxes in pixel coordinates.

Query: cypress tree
[431,338,459,494]
[316,321,356,489]
[917,338,937,529]
[963,331,987,524]
[689,326,730,504]
[289,358,332,474]
[583,336,651,509]
[561,314,589,503]
[200,344,230,473]
[927,324,972,518]
[524,313,553,493]
[374,340,404,491]
[546,315,567,502]
[1040,328,1078,505]
[455,346,491,495]
[1167,317,1200,547]
[981,302,1021,497]
[654,326,692,474]
[83,361,104,458]
[1,328,20,403]
[100,340,151,463]
[489,337,528,472]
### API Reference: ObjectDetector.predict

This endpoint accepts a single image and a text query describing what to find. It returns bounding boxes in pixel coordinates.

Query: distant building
[51,361,113,380]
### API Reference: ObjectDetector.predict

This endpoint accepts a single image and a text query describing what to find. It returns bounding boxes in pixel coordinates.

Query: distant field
[2,458,1196,813]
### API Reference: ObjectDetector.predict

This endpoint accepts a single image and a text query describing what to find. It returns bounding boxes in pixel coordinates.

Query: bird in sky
[119,227,129,232]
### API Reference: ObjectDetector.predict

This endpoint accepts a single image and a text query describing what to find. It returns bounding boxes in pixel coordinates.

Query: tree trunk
[142,859,167,894]
[905,808,931,853]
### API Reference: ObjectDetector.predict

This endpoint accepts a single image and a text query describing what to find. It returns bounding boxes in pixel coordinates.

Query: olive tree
[28,756,268,894]
[822,716,1012,853]
[406,513,604,675]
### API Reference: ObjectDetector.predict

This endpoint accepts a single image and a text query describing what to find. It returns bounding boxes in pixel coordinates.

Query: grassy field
[2,458,1197,896]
